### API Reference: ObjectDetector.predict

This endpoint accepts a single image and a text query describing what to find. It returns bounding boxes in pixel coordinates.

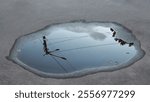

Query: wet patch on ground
[8,21,145,78]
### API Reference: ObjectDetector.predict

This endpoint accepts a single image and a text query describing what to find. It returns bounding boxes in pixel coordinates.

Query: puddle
[8,21,145,78]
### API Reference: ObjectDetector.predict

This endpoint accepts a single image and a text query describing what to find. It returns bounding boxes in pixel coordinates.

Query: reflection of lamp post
[42,36,67,60]
[43,36,49,54]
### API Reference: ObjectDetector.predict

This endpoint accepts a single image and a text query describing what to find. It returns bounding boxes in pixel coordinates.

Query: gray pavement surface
[0,0,150,84]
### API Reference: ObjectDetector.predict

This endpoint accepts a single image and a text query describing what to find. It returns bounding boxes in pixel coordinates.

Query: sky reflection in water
[16,23,137,74]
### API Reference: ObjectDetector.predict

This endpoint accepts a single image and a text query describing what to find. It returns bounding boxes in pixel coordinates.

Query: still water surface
[15,22,138,74]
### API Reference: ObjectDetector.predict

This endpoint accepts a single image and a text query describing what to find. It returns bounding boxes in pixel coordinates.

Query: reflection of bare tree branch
[114,38,134,47]
[129,43,134,47]
[110,28,114,32]
[110,28,116,37]
[112,31,116,37]
[110,28,134,47]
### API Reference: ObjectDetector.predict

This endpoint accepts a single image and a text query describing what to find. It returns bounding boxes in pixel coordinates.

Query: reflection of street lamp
[42,36,67,60]
[43,36,49,55]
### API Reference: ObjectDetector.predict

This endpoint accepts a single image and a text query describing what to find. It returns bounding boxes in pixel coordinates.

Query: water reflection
[90,33,106,41]
[8,22,145,77]
[110,28,134,47]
